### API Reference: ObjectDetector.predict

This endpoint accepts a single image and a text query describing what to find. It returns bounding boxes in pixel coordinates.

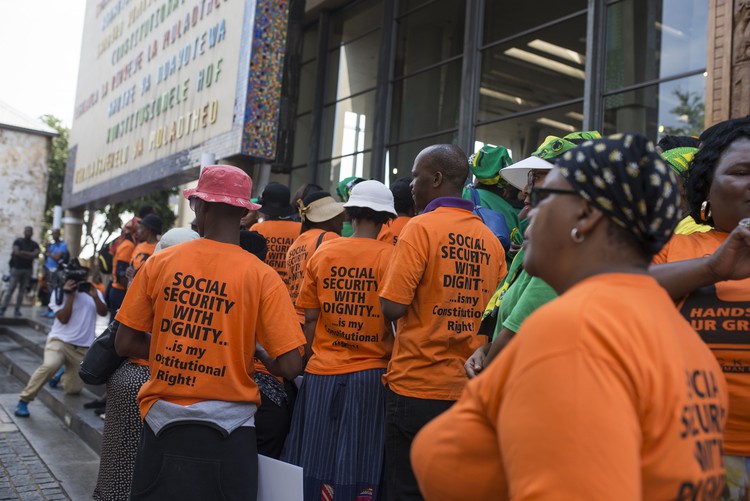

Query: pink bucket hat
[183,165,261,211]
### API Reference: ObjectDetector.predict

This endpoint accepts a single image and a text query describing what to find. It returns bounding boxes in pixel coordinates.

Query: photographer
[14,266,108,418]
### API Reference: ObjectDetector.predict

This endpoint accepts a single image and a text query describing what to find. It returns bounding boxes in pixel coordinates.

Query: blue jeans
[384,387,453,501]
[1,268,32,311]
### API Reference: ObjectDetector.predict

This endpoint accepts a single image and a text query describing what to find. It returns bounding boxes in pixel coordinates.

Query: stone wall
[0,128,50,277]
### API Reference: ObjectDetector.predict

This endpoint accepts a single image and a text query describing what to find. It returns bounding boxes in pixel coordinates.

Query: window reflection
[605,0,708,91]
[478,13,587,123]
[474,104,585,160]
[603,73,706,141]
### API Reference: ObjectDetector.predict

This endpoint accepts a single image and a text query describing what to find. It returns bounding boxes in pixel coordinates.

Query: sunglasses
[529,187,580,208]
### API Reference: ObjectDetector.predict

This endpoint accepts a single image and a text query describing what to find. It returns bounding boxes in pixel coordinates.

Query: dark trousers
[255,380,297,459]
[384,387,454,501]
[1,268,32,311]
[129,422,258,501]
[107,286,126,323]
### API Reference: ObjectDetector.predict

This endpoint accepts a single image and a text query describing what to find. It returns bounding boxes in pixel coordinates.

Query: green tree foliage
[663,88,705,137]
[40,115,68,230]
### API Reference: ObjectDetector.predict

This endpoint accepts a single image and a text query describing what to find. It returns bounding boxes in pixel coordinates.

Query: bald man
[379,145,507,500]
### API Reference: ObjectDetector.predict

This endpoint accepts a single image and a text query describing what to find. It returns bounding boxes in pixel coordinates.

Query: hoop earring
[570,227,585,243]
[700,201,711,222]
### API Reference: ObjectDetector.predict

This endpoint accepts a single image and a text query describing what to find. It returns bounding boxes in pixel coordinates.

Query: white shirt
[48,289,104,347]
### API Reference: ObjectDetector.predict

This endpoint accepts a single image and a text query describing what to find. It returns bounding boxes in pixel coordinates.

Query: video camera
[49,259,91,304]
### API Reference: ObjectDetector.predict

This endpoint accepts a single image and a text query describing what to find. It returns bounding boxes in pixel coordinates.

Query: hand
[87,283,99,298]
[465,345,487,379]
[125,266,135,281]
[706,222,750,282]
[62,279,77,293]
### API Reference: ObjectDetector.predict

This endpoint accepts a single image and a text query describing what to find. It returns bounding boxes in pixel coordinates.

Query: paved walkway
[0,406,70,501]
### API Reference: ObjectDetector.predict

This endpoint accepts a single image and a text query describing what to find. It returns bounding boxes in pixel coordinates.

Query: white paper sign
[257,455,303,501]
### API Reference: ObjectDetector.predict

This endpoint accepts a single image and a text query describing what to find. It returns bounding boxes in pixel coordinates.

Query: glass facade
[284,0,709,193]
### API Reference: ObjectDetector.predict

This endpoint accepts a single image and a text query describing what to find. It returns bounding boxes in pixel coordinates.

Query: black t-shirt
[10,238,40,269]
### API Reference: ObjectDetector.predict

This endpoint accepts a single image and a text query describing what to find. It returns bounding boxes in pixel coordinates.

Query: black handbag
[79,319,126,385]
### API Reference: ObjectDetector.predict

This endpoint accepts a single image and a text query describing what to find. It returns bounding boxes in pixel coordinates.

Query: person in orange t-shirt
[379,144,506,500]
[286,191,344,324]
[412,134,728,501]
[106,217,139,321]
[250,182,301,288]
[378,177,415,245]
[94,227,198,501]
[115,165,305,501]
[127,214,162,286]
[283,180,396,499]
[651,117,750,499]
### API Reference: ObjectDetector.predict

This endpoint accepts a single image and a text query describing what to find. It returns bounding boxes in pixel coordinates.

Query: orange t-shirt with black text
[297,238,394,375]
[130,241,157,274]
[116,238,306,418]
[379,206,506,400]
[654,229,750,456]
[127,241,158,366]
[250,220,302,288]
[287,229,339,323]
[111,238,135,290]
[377,216,412,245]
[412,274,727,500]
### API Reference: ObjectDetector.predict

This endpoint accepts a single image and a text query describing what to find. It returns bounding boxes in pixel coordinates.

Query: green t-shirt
[491,249,557,339]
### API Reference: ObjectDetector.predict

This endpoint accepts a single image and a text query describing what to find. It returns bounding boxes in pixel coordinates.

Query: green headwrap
[468,145,513,186]
[532,131,602,160]
[661,147,697,176]
[336,176,364,202]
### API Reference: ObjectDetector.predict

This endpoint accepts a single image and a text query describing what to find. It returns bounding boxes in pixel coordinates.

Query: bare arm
[257,347,304,380]
[55,280,77,324]
[115,322,151,359]
[303,308,320,361]
[88,286,109,316]
[484,327,517,366]
[650,224,750,300]
[380,297,408,322]
[13,244,39,260]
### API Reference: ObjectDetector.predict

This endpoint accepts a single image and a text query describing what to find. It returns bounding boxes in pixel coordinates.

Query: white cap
[154,228,200,253]
[500,156,556,190]
[343,180,397,216]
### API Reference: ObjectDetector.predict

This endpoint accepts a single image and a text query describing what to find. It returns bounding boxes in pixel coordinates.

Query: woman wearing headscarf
[465,132,599,377]
[411,134,728,500]
[285,192,345,326]
[651,117,750,499]
[283,181,396,499]
[94,228,199,501]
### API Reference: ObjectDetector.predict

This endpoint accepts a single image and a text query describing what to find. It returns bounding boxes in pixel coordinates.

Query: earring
[570,227,585,243]
[700,201,711,222]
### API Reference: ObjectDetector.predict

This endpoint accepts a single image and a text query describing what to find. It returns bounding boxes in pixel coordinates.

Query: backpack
[98,241,114,275]
[469,188,511,252]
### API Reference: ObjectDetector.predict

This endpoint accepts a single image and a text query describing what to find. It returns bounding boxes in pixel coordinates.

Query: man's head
[410,144,468,211]
[51,229,61,242]
[23,227,33,239]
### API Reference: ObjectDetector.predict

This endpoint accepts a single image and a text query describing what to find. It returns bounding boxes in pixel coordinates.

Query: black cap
[139,214,163,234]
[258,182,296,218]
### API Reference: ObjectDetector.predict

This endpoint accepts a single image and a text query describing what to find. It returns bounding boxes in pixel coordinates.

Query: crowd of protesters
[6,115,750,500]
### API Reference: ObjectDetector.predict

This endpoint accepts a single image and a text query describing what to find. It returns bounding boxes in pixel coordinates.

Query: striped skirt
[282,369,386,501]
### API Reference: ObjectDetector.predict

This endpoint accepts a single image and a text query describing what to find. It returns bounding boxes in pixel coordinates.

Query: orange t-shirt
[116,238,306,418]
[377,216,412,246]
[127,241,158,367]
[412,274,728,500]
[296,238,394,375]
[250,220,302,287]
[130,241,157,273]
[111,238,135,290]
[379,207,506,400]
[654,229,750,456]
[286,229,339,323]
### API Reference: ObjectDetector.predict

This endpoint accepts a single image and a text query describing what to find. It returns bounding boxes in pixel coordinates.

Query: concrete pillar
[62,209,85,259]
